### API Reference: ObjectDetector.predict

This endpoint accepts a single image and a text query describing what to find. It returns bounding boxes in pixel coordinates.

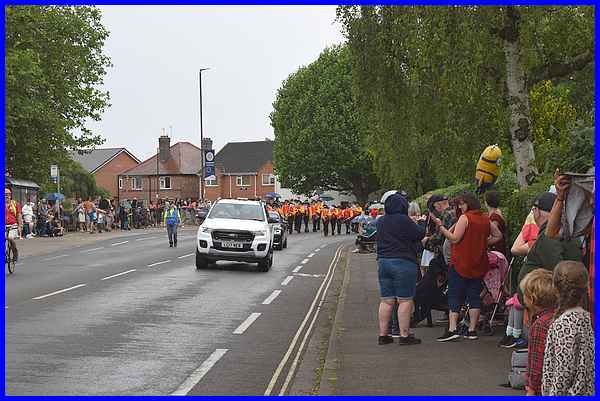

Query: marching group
[373,171,594,396]
[271,200,367,236]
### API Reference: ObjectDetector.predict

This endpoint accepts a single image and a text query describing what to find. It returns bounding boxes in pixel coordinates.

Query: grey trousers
[167,224,178,245]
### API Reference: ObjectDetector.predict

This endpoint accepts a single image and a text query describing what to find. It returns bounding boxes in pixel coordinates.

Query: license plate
[221,241,243,249]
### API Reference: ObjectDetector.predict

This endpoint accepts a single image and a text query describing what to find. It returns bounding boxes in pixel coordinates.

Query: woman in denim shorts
[376,192,425,346]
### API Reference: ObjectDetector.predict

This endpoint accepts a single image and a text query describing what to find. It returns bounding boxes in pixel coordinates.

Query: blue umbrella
[45,192,65,202]
[352,215,369,224]
[265,192,280,199]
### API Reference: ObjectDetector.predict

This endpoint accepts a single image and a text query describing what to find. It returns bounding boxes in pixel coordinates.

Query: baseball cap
[533,192,557,212]
[427,194,448,211]
[380,190,398,204]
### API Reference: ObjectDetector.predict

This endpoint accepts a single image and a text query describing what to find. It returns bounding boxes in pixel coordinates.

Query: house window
[159,176,171,190]
[118,178,123,189]
[236,176,251,187]
[262,174,275,185]
[205,176,218,186]
[132,177,142,190]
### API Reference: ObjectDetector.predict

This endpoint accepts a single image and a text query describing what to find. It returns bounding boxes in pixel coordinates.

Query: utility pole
[199,67,210,202]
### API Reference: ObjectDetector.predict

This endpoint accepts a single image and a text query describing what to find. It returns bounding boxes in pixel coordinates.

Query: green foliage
[270,45,379,203]
[337,6,594,196]
[5,6,111,187]
[41,159,108,201]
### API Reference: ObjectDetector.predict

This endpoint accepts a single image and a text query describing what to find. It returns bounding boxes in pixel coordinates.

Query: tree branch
[528,50,594,87]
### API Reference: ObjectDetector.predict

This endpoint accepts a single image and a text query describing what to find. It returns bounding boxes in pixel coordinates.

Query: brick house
[118,136,201,204]
[204,140,277,201]
[71,148,141,198]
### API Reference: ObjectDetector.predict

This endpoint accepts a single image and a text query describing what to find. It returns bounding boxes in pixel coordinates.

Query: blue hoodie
[376,194,425,263]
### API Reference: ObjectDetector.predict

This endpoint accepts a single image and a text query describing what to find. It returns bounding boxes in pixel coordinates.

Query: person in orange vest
[335,206,343,235]
[329,205,337,236]
[321,205,330,236]
[302,201,310,233]
[284,201,294,234]
[343,206,353,234]
[294,201,303,234]
[314,201,322,232]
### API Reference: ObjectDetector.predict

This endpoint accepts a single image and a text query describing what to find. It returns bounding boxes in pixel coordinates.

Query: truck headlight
[201,227,213,233]
[252,230,267,237]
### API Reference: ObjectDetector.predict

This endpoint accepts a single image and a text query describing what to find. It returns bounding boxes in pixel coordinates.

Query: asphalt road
[5,228,352,395]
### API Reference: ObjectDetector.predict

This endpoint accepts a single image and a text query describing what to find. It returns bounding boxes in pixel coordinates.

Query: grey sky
[88,6,345,162]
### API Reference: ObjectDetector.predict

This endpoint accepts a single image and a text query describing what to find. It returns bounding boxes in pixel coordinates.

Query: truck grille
[212,230,255,243]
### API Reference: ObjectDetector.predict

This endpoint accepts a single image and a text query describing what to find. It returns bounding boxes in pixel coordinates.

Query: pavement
[296,251,522,395]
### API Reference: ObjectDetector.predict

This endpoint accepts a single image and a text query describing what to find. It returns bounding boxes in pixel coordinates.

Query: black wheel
[195,249,209,270]
[6,243,15,274]
[257,251,272,272]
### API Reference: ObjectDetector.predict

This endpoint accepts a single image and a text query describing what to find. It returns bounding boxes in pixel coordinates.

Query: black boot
[169,242,173,247]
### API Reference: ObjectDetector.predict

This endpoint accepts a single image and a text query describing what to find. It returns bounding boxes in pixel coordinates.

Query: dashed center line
[147,260,170,267]
[262,290,282,305]
[233,312,261,334]
[171,348,229,396]
[281,276,294,286]
[81,247,104,253]
[33,284,87,300]
[111,240,129,246]
[136,237,157,241]
[42,254,69,261]
[292,266,303,273]
[307,253,315,258]
[177,253,194,259]
[314,248,320,252]
[101,269,136,281]
[301,259,309,264]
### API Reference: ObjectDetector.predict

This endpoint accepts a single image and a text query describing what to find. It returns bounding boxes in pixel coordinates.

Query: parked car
[268,211,288,250]
[196,198,275,272]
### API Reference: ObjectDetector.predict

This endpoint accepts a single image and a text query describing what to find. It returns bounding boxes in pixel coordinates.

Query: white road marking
[42,254,69,261]
[292,266,303,273]
[314,248,320,252]
[81,247,104,253]
[147,260,170,267]
[281,276,294,286]
[177,253,194,259]
[307,253,315,258]
[32,284,87,300]
[111,240,129,246]
[171,348,229,395]
[294,273,324,278]
[101,269,136,281]
[301,258,309,264]
[136,237,157,241]
[265,245,343,395]
[233,312,261,334]
[262,290,282,305]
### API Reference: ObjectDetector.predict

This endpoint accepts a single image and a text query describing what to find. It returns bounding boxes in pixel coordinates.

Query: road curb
[317,245,353,395]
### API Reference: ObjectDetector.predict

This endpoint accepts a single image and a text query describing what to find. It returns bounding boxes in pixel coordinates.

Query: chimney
[201,137,212,151]
[159,135,170,163]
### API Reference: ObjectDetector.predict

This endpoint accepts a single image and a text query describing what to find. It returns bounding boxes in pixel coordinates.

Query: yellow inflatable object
[475,144,502,193]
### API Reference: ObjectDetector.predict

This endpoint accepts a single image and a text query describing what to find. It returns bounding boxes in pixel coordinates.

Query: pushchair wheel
[479,321,495,336]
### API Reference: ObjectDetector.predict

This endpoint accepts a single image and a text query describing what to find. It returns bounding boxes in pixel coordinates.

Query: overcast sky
[87,6,344,162]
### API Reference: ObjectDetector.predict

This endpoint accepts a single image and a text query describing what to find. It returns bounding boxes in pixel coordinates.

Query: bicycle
[5,224,18,274]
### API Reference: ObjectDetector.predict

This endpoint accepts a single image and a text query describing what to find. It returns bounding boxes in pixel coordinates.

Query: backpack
[508,349,528,389]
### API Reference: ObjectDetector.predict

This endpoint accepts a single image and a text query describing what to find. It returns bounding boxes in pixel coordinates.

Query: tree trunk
[501,7,538,188]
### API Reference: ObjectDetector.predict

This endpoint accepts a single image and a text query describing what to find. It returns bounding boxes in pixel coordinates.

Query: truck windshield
[208,203,265,221]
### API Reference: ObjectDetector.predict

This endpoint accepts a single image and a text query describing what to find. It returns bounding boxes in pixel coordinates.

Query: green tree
[5,6,111,187]
[337,6,594,192]
[270,45,379,204]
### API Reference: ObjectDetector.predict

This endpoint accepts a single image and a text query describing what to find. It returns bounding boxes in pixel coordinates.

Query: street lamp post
[199,67,210,203]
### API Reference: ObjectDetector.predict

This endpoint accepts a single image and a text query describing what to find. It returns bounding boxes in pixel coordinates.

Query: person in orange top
[302,202,310,233]
[285,202,294,234]
[310,202,318,232]
[294,203,303,234]
[343,206,353,234]
[321,205,330,236]
[329,206,338,236]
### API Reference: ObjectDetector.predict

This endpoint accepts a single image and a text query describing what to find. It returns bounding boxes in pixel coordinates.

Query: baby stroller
[355,231,377,253]
[413,254,448,327]
[457,251,512,336]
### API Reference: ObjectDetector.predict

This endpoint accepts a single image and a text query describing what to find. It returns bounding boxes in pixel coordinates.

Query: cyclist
[5,187,22,262]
